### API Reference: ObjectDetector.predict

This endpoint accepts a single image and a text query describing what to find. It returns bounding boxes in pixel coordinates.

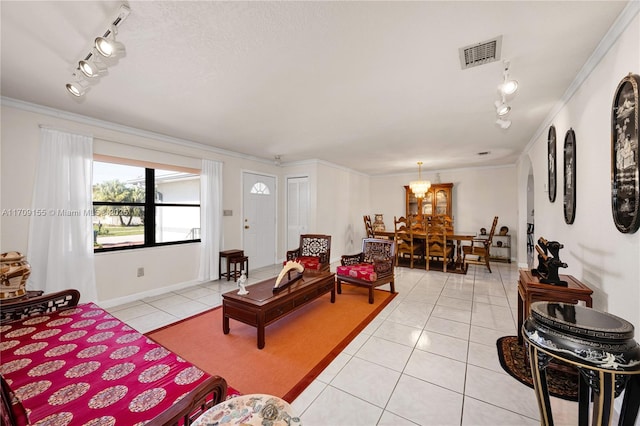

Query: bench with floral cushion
[336,238,396,304]
[0,289,229,425]
[285,234,331,273]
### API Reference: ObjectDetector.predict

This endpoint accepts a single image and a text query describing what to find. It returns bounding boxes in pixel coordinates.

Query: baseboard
[98,279,202,309]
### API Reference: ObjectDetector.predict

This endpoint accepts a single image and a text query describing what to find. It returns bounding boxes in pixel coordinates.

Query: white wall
[519,11,640,331]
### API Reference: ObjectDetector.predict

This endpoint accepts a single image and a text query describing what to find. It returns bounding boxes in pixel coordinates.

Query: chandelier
[409,161,431,199]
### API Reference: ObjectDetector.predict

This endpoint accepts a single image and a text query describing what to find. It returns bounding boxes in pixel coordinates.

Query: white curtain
[198,159,223,281]
[27,128,97,302]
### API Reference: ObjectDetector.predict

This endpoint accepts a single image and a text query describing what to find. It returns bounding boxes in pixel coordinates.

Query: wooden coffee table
[222,272,335,349]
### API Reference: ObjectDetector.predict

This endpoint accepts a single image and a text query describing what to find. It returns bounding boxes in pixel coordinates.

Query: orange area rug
[146,284,396,402]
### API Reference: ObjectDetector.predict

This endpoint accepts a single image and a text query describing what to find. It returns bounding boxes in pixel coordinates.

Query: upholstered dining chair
[286,234,331,273]
[394,216,423,268]
[363,215,375,238]
[462,216,499,273]
[336,238,396,304]
[425,220,454,272]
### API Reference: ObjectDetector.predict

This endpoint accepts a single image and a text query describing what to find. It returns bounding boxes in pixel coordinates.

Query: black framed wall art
[564,128,576,224]
[611,73,640,234]
[548,125,557,203]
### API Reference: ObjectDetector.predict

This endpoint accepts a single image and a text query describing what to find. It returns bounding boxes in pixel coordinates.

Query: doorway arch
[519,155,534,267]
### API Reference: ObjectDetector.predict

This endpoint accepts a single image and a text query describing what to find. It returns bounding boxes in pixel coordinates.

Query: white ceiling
[0,1,630,175]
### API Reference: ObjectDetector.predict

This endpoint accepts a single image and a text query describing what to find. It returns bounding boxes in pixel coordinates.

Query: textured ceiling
[0,1,630,175]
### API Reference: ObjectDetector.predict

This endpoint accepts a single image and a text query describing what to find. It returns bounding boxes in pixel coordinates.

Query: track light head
[66,82,88,97]
[496,118,512,129]
[499,59,518,96]
[94,35,125,58]
[78,57,107,78]
[494,99,511,116]
[500,79,518,95]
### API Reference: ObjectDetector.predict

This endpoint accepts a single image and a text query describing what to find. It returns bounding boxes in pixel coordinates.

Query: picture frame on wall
[564,128,576,224]
[611,73,640,234]
[548,125,557,203]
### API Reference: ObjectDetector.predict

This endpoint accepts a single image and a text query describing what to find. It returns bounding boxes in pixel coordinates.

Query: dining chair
[425,220,454,272]
[394,216,423,268]
[462,216,499,273]
[363,215,375,238]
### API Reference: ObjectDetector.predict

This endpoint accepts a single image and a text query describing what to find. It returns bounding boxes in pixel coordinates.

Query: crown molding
[1,96,273,166]
[521,0,640,161]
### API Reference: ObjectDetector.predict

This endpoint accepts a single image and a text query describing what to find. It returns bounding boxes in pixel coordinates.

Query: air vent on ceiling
[459,36,502,70]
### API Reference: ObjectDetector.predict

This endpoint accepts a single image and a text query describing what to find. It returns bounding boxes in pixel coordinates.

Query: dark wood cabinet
[405,183,453,221]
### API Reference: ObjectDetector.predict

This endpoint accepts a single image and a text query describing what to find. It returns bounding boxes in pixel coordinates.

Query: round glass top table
[522,301,640,426]
[191,394,302,426]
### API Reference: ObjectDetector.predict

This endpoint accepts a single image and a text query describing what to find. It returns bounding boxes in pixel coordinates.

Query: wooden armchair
[286,234,331,273]
[336,238,396,304]
[425,221,454,272]
[463,216,498,273]
[394,216,424,268]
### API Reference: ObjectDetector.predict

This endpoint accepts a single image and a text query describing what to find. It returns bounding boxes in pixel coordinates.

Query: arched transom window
[250,182,271,195]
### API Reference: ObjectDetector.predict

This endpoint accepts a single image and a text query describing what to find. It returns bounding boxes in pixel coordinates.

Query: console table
[222,272,335,349]
[523,301,640,426]
[518,269,593,344]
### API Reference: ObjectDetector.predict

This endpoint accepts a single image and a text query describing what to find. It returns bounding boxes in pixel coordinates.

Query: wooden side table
[523,302,640,426]
[518,269,593,344]
[219,249,244,281]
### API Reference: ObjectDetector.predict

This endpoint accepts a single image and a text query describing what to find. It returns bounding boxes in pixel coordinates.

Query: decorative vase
[373,214,386,232]
[1,252,31,300]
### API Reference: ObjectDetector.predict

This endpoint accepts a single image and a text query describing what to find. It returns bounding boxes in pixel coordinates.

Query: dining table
[373,229,476,272]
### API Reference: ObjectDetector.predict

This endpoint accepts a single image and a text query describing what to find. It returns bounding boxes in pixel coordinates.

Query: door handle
[245,225,250,229]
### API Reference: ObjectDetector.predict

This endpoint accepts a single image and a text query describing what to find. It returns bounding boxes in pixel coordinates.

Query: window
[93,160,200,251]
[250,182,270,195]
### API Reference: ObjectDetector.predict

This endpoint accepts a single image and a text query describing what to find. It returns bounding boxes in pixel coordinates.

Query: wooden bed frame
[0,289,228,426]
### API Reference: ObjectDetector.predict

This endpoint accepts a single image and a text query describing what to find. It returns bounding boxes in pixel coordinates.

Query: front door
[242,172,276,269]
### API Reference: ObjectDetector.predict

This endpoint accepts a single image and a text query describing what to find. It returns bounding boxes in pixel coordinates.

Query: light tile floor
[103,261,579,426]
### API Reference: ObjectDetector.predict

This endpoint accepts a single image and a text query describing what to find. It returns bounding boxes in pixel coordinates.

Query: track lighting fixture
[65,4,130,98]
[493,59,517,128]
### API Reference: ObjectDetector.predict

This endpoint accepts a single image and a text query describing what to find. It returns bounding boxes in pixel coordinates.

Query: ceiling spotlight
[496,118,512,129]
[495,99,511,116]
[499,60,519,96]
[79,57,107,78]
[95,33,125,58]
[66,81,89,97]
[501,79,518,96]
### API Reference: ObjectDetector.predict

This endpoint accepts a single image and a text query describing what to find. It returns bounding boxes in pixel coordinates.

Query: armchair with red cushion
[285,234,331,273]
[336,238,396,304]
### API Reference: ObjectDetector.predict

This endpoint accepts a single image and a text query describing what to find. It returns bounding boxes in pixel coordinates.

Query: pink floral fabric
[0,303,213,425]
[336,264,377,282]
[284,256,321,271]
